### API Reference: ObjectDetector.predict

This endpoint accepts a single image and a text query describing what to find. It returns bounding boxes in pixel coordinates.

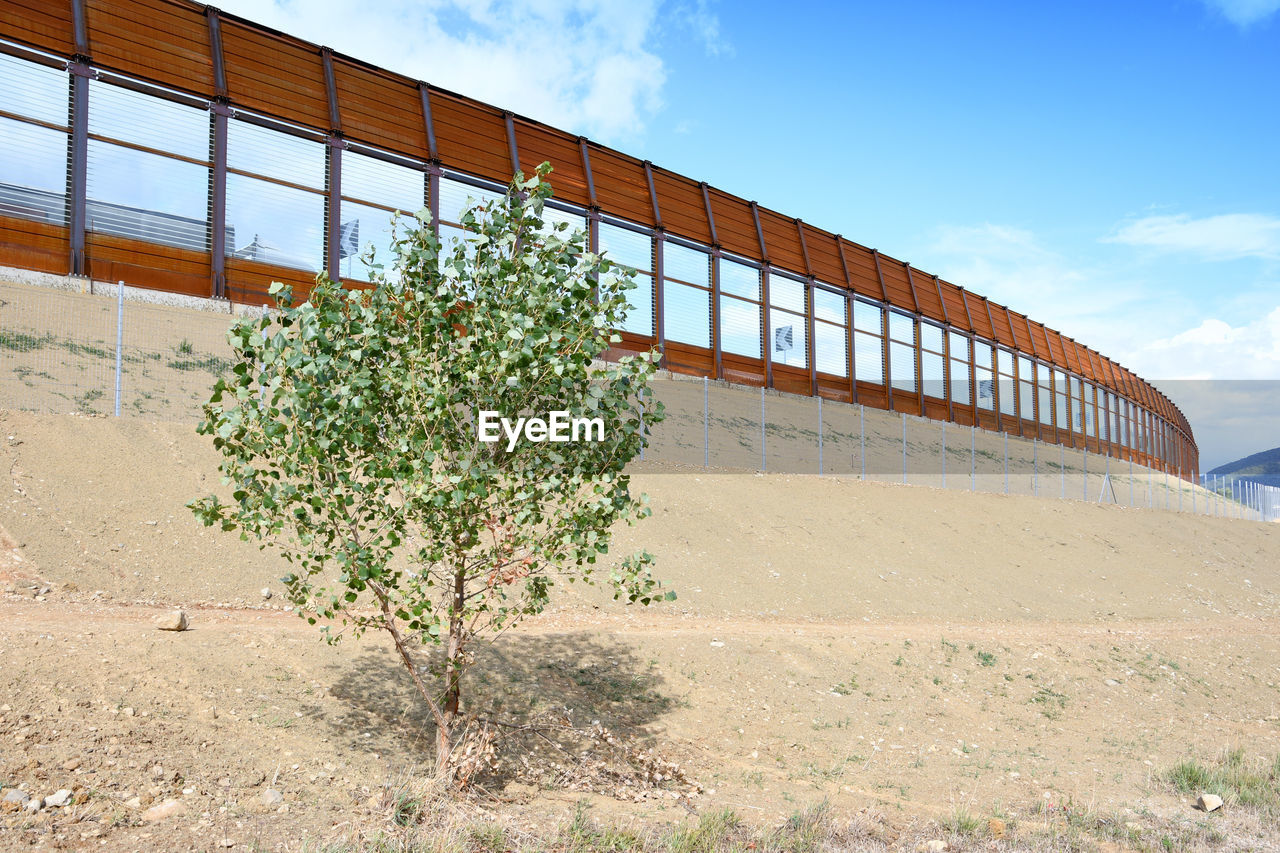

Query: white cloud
[213,0,720,144]
[1199,0,1280,27]
[1104,213,1280,261]
[1135,308,1280,380]
[921,223,1159,352]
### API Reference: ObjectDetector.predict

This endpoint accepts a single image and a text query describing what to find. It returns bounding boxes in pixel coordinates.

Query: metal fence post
[901,412,907,485]
[1129,458,1134,507]
[941,422,946,489]
[1060,444,1065,499]
[859,404,865,480]
[760,387,766,473]
[1083,449,1087,502]
[1033,438,1038,497]
[817,395,823,476]
[1003,431,1008,494]
[114,280,124,416]
[703,376,709,468]
[970,424,975,492]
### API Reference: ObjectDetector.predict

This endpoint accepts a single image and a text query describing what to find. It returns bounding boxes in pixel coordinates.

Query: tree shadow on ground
[325,631,681,788]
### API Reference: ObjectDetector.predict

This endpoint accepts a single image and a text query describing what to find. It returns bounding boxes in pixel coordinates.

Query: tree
[190,164,671,779]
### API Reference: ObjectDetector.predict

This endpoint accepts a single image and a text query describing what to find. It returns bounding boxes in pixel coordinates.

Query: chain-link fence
[2,277,1272,522]
[638,375,1275,522]
[0,278,240,420]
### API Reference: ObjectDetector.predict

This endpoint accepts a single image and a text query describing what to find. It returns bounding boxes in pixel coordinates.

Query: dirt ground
[1,411,1279,851]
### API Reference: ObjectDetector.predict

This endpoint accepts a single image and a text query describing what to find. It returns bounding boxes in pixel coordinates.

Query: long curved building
[0,0,1197,478]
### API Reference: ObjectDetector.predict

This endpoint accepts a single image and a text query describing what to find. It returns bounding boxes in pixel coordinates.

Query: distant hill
[1206,446,1280,488]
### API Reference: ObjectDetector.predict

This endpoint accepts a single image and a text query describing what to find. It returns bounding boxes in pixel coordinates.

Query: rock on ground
[1197,793,1224,812]
[153,609,188,631]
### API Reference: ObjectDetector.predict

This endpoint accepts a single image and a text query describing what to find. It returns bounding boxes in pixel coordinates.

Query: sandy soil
[1,411,1278,851]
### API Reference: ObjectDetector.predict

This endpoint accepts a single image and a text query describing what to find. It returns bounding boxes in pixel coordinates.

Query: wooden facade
[0,0,1198,478]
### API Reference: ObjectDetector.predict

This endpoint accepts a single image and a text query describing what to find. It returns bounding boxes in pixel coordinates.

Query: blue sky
[94,1,1280,465]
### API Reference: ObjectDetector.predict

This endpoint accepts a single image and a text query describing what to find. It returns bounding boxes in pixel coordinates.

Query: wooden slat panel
[771,363,809,396]
[911,269,945,324]
[220,18,328,129]
[0,215,70,274]
[651,167,710,245]
[333,58,427,159]
[816,374,851,403]
[876,258,915,313]
[512,119,589,208]
[987,303,1014,347]
[663,340,712,377]
[86,231,208,277]
[1044,327,1066,365]
[0,0,74,56]
[225,257,315,305]
[757,208,804,275]
[843,243,883,300]
[966,295,994,340]
[84,0,213,92]
[1000,309,1023,353]
[721,352,765,387]
[891,388,921,416]
[804,227,844,286]
[939,281,969,330]
[591,147,655,227]
[430,91,513,182]
[706,188,759,259]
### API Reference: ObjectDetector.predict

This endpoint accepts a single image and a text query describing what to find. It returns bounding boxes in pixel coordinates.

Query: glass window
[89,79,208,160]
[437,176,505,227]
[535,203,587,241]
[342,149,425,214]
[1037,364,1053,426]
[769,274,806,314]
[334,200,400,282]
[720,292,761,358]
[0,53,69,126]
[854,331,883,385]
[598,221,652,273]
[87,141,208,250]
[812,287,845,324]
[890,341,916,393]
[770,309,807,368]
[620,273,654,337]
[888,310,915,344]
[226,173,323,270]
[997,347,1016,417]
[228,119,324,189]
[0,118,67,224]
[919,322,943,355]
[948,332,970,406]
[853,297,883,335]
[813,320,846,377]
[720,257,760,300]
[664,241,709,285]
[664,280,710,347]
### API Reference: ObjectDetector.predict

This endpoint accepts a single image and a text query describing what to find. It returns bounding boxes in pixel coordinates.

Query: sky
[206,0,1280,469]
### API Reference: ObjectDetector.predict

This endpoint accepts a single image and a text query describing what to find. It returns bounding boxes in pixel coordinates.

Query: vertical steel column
[325,142,343,280]
[322,48,343,282]
[209,105,229,299]
[207,8,228,299]
[419,83,440,234]
[504,111,520,175]
[970,424,975,491]
[872,251,892,411]
[704,183,722,379]
[836,236,856,403]
[751,202,770,388]
[67,61,91,277]
[941,421,947,489]
[1003,431,1008,494]
[646,162,665,367]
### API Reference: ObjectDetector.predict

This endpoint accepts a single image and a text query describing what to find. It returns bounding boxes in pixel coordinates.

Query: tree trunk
[444,567,466,723]
[368,582,454,779]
